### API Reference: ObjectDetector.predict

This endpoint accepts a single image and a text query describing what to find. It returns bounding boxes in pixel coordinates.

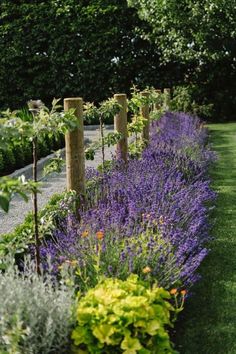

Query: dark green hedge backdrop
[0,0,235,120]
[0,1,183,106]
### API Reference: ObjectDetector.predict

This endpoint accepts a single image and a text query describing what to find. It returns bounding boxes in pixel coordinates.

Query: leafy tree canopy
[128,0,236,65]
[128,0,236,120]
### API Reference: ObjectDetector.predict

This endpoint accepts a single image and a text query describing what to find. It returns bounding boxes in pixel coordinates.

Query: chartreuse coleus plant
[83,98,122,172]
[72,274,178,354]
[0,99,78,273]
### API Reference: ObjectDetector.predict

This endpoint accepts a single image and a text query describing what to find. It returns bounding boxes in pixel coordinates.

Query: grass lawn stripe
[174,123,236,354]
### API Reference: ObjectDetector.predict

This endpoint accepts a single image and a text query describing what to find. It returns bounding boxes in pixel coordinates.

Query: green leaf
[0,193,10,213]
[16,191,29,203]
[72,327,88,346]
[121,334,142,353]
[138,349,151,354]
[92,324,116,345]
[145,320,161,336]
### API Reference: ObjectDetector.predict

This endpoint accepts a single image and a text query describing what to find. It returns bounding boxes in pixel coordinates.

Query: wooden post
[140,91,150,143]
[164,88,171,110]
[155,89,162,111]
[64,98,85,196]
[114,94,128,162]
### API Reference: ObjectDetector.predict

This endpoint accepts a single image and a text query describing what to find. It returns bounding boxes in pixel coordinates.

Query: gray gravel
[0,125,115,235]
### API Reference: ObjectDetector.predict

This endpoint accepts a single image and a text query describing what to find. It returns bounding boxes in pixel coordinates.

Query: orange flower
[142,266,151,274]
[181,290,187,296]
[96,230,104,240]
[82,230,89,238]
[170,288,178,295]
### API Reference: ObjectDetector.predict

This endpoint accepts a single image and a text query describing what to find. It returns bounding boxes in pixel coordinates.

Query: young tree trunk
[100,115,105,173]
[140,91,150,144]
[114,94,128,162]
[155,89,162,111]
[164,88,171,111]
[33,137,41,275]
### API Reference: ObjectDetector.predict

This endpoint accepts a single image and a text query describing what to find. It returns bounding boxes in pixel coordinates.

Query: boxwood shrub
[0,134,65,176]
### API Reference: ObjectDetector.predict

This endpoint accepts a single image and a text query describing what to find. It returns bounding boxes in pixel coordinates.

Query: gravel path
[0,126,115,235]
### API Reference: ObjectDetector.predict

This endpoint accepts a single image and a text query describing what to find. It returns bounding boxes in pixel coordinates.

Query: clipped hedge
[0,0,182,110]
[0,134,65,176]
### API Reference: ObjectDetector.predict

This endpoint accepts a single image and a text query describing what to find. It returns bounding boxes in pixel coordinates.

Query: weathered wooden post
[114,93,128,162]
[140,91,150,143]
[155,89,162,111]
[64,98,85,198]
[163,88,171,110]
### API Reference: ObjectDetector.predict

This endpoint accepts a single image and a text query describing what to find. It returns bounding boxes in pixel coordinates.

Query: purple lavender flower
[40,111,216,290]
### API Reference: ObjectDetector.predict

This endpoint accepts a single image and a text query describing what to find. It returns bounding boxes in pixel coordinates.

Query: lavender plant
[41,111,216,290]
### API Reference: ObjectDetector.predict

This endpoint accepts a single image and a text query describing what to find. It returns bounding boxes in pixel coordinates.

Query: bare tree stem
[100,116,105,173]
[33,137,40,275]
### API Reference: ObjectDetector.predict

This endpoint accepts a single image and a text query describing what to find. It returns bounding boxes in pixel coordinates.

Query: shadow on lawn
[174,123,236,354]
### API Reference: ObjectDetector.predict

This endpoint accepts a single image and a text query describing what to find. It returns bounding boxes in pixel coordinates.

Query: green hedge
[0,134,65,176]
[0,0,183,110]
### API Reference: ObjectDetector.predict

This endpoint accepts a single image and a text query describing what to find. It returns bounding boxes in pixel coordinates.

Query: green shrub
[0,187,90,271]
[0,258,76,354]
[0,172,104,267]
[2,147,16,174]
[22,140,33,165]
[0,192,65,269]
[0,151,4,175]
[170,86,213,118]
[0,133,65,177]
[0,0,167,112]
[72,274,177,354]
[12,143,26,170]
[38,139,50,157]
[44,135,54,152]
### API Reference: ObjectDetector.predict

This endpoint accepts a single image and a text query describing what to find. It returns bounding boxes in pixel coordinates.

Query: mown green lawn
[174,123,236,354]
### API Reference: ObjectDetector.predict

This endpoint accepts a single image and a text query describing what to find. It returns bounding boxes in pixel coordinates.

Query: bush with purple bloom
[41,111,216,291]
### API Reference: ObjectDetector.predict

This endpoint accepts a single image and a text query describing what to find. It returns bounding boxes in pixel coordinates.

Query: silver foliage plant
[0,258,76,354]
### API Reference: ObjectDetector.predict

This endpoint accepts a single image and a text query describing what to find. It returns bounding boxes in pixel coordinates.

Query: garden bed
[0,112,216,353]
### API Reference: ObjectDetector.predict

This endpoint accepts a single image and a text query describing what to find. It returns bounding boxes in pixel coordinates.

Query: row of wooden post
[64,88,171,197]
